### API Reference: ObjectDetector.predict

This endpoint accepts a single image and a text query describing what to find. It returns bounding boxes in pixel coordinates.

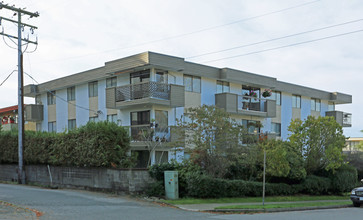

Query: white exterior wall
[56,89,68,132]
[301,96,311,121]
[76,84,89,127]
[98,79,107,121]
[320,100,329,117]
[40,94,48,131]
[201,77,216,106]
[281,92,292,140]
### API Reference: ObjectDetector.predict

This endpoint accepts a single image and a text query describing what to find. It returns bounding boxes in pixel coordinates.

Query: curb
[211,204,352,213]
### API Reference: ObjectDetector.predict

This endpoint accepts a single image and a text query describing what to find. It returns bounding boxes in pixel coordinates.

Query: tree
[258,139,306,182]
[288,116,346,174]
[179,105,249,178]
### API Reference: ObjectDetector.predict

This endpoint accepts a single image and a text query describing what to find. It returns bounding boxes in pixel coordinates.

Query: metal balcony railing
[129,125,171,143]
[116,82,171,102]
[343,113,352,126]
[238,95,267,112]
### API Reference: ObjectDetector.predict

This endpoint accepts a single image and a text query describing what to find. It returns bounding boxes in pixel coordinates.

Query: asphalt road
[0,183,362,220]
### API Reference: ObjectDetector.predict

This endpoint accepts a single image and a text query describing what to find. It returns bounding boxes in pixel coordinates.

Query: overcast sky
[0,0,362,137]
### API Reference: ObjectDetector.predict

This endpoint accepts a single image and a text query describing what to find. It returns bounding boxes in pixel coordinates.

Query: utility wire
[38,0,320,63]
[0,70,16,87]
[24,72,100,114]
[201,29,363,63]
[187,18,363,59]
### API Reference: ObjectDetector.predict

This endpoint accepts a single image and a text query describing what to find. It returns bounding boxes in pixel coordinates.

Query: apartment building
[23,52,352,167]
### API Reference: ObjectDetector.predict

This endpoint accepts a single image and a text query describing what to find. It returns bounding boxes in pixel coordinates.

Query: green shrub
[146,181,165,197]
[0,121,134,168]
[329,164,358,193]
[300,175,331,195]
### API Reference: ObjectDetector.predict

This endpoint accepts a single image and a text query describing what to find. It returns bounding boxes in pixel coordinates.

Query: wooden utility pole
[0,2,39,184]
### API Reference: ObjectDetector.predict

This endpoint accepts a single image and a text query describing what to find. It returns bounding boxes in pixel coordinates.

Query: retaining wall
[0,164,153,193]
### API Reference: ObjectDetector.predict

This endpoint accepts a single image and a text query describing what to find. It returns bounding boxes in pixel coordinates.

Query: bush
[0,121,135,168]
[299,175,331,195]
[146,181,165,197]
[329,164,358,193]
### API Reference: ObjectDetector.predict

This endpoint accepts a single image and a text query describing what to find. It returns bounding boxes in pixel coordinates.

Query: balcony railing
[106,82,185,109]
[129,125,171,143]
[116,82,170,102]
[215,93,276,117]
[343,113,352,127]
[325,111,352,127]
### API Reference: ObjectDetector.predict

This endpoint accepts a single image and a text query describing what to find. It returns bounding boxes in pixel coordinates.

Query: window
[68,119,76,130]
[106,77,117,88]
[155,110,168,133]
[311,98,321,111]
[88,81,98,97]
[270,91,281,105]
[155,151,169,164]
[130,70,150,84]
[36,123,42,132]
[183,75,201,93]
[107,114,118,123]
[242,119,261,134]
[217,81,230,93]
[131,110,150,125]
[47,91,56,105]
[292,95,301,108]
[89,116,99,122]
[271,123,281,136]
[67,86,75,101]
[242,85,260,98]
[35,95,42,104]
[328,102,335,111]
[156,70,168,84]
[48,121,56,132]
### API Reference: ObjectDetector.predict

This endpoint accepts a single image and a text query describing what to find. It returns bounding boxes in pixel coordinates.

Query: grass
[214,201,352,210]
[164,195,350,205]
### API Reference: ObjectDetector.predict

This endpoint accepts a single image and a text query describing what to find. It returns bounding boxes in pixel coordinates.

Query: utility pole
[0,2,39,184]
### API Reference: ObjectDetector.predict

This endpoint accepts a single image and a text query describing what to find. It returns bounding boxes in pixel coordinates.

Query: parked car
[350,179,363,207]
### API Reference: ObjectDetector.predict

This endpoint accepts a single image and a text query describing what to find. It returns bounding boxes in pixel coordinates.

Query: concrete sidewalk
[171,200,352,212]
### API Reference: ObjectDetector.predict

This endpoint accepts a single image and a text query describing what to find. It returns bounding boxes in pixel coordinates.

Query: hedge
[0,121,135,168]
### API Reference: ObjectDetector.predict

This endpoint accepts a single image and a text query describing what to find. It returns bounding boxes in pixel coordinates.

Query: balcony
[24,104,43,122]
[106,82,185,109]
[325,111,352,127]
[215,93,276,118]
[128,125,171,148]
[1,119,17,131]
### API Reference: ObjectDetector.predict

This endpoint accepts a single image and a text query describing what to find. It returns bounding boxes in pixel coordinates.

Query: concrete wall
[0,164,153,193]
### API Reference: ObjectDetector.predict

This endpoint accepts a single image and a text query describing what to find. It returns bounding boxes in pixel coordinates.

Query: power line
[0,70,16,87]
[201,29,363,64]
[187,18,363,59]
[23,72,99,114]
[37,0,321,63]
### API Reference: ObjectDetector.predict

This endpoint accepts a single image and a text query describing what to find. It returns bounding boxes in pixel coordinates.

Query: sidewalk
[170,200,352,212]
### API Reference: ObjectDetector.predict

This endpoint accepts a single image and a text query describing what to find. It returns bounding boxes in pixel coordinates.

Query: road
[0,183,362,220]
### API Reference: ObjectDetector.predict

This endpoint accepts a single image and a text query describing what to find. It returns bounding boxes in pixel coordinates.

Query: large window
[106,77,117,88]
[292,95,301,108]
[156,70,168,84]
[184,75,201,93]
[311,98,321,111]
[131,110,150,125]
[107,114,118,123]
[270,91,281,105]
[88,81,98,97]
[47,91,56,105]
[130,70,150,84]
[68,119,76,130]
[271,123,281,136]
[48,121,56,132]
[67,86,75,101]
[242,85,260,98]
[89,116,99,122]
[35,95,42,104]
[155,110,168,133]
[242,119,261,134]
[328,102,335,111]
[217,80,230,93]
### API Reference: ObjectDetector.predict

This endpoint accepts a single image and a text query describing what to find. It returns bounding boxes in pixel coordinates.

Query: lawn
[214,201,352,210]
[164,195,350,205]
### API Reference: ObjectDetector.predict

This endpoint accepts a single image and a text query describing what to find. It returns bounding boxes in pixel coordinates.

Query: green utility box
[164,171,179,200]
